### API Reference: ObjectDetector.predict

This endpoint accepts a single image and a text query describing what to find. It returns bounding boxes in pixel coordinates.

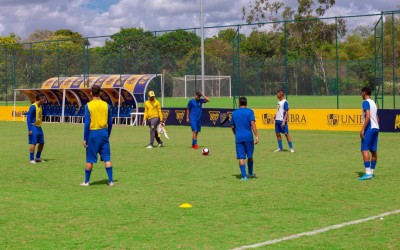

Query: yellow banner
[0,106,30,121]
[254,109,362,131]
[1,107,362,131]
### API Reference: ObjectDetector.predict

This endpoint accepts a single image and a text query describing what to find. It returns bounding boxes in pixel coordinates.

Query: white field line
[231,209,400,250]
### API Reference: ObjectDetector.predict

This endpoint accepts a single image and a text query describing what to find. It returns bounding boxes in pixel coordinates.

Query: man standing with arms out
[231,97,259,181]
[81,85,114,187]
[142,90,163,148]
[186,91,210,149]
[274,89,294,153]
[359,86,379,181]
[27,93,47,164]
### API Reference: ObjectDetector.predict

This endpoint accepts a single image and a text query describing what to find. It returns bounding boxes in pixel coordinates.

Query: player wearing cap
[143,90,163,148]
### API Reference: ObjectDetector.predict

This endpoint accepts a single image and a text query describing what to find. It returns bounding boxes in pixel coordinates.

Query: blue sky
[0,0,398,43]
[83,0,119,12]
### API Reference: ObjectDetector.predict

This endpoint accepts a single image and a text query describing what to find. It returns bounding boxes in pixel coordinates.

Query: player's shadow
[355,172,365,177]
[232,174,242,179]
[90,179,118,186]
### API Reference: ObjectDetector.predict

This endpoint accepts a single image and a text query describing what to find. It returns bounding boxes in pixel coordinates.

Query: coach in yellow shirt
[142,91,163,148]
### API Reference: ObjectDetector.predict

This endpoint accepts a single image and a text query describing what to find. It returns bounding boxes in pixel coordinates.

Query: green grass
[1,121,399,249]
[4,95,400,109]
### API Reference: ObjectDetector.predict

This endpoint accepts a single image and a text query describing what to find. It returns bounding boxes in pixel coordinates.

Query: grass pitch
[1,121,399,249]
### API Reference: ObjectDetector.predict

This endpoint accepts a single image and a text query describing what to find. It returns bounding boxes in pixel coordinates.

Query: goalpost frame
[182,75,231,98]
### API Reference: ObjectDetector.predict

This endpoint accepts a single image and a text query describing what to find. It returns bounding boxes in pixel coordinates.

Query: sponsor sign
[254,109,363,131]
[2,106,398,132]
[0,106,30,121]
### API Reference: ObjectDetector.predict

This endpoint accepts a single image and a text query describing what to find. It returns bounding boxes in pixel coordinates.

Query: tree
[0,33,22,48]
[157,30,199,58]
[24,30,54,43]
[102,28,155,74]
[243,0,346,95]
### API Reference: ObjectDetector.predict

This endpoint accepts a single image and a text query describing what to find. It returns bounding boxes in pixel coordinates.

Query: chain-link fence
[0,11,399,108]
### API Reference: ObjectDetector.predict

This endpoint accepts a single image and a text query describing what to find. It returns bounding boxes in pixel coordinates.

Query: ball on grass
[202,148,210,156]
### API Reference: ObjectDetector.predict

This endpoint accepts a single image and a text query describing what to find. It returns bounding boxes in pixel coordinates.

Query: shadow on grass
[232,174,242,179]
[355,171,365,177]
[90,179,118,186]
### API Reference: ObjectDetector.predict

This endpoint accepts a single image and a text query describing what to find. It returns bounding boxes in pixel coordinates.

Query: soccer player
[81,85,114,187]
[231,96,259,181]
[274,89,294,153]
[186,91,210,149]
[27,93,47,164]
[142,90,163,148]
[358,86,379,181]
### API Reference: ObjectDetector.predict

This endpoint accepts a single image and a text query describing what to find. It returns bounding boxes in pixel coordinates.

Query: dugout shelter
[14,74,163,123]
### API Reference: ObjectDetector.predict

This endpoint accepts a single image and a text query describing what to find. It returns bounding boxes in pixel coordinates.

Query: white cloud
[0,0,398,42]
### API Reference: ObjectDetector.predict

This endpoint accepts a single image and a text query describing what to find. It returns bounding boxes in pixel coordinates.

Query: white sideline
[231,209,400,250]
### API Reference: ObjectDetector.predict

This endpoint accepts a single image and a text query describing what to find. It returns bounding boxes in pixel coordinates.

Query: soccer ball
[202,148,210,156]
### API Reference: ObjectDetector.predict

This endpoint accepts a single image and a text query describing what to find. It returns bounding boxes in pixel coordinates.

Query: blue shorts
[86,129,111,163]
[361,129,379,152]
[28,126,45,145]
[190,118,202,132]
[235,141,254,159]
[275,121,289,134]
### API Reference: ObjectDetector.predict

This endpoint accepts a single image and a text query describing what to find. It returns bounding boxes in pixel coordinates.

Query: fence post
[284,21,289,99]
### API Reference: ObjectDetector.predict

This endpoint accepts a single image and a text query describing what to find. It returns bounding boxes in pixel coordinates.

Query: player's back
[232,108,254,142]
[87,100,109,130]
[363,99,379,130]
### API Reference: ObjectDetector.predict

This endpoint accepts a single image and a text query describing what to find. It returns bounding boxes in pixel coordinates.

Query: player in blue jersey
[358,86,379,181]
[186,91,210,149]
[81,85,114,187]
[274,89,294,153]
[27,93,47,164]
[231,97,259,181]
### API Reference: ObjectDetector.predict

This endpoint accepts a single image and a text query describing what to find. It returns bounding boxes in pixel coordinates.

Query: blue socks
[84,167,113,184]
[30,152,34,161]
[36,151,42,159]
[106,167,113,183]
[371,161,377,170]
[239,165,246,178]
[193,139,197,146]
[364,161,371,169]
[248,161,254,175]
[278,140,283,149]
[288,141,293,149]
[84,169,92,183]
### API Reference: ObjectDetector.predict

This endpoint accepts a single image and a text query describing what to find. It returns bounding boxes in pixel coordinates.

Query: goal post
[172,75,231,98]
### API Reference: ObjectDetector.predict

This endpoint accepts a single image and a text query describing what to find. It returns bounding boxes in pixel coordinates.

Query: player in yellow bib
[81,85,114,187]
[27,93,47,164]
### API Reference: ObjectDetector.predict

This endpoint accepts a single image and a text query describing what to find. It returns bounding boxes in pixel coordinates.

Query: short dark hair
[361,86,371,96]
[36,93,45,101]
[239,96,247,106]
[276,89,284,94]
[91,85,101,97]
[195,91,202,97]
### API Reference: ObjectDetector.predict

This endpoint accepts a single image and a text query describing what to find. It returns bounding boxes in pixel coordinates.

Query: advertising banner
[1,106,399,133]
[378,109,400,132]
[0,106,30,122]
[254,109,363,131]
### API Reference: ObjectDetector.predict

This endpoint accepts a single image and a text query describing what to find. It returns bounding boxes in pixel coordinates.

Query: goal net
[171,75,231,98]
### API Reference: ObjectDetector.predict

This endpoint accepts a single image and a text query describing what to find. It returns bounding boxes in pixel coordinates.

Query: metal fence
[0,10,399,108]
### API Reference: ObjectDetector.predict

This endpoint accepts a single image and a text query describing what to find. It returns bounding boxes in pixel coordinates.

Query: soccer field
[1,122,399,249]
